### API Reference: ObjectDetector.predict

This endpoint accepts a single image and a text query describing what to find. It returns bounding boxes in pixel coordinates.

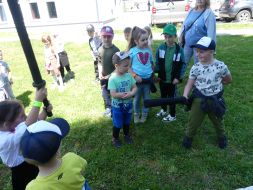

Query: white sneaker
[156,109,167,117]
[103,108,111,117]
[162,115,176,122]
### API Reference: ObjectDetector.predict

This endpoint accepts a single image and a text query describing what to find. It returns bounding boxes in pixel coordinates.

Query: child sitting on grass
[182,36,232,149]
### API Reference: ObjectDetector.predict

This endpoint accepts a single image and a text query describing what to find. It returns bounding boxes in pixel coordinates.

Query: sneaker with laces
[112,138,121,148]
[162,115,176,122]
[134,113,140,124]
[103,108,111,117]
[124,135,133,144]
[140,113,148,123]
[156,109,167,117]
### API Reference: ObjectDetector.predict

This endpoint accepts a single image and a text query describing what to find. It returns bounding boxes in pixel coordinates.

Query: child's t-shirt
[129,46,153,79]
[0,122,27,167]
[26,152,87,190]
[189,59,230,96]
[108,72,136,108]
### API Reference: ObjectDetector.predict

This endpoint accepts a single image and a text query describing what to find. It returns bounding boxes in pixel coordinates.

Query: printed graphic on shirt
[137,52,149,65]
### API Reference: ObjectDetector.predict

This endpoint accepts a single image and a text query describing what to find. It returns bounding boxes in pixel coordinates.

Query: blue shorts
[112,103,133,128]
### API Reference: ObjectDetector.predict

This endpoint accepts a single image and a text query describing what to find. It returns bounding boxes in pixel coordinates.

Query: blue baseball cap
[20,118,70,164]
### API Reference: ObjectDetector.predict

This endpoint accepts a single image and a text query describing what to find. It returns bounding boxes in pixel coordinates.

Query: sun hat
[20,118,70,164]
[100,26,114,36]
[86,24,95,32]
[112,51,130,65]
[162,23,177,36]
[191,36,216,50]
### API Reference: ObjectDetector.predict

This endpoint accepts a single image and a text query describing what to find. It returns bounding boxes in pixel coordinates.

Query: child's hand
[135,75,142,83]
[35,87,47,102]
[122,92,133,99]
[172,79,179,85]
[44,103,53,112]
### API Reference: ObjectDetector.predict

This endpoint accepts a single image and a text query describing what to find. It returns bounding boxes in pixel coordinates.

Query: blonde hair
[195,0,210,9]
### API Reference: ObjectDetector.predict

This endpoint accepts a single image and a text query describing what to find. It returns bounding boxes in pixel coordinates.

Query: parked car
[219,0,253,22]
[150,0,221,25]
[150,0,191,25]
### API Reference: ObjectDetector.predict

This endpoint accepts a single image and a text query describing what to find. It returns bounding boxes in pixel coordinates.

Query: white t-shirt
[0,122,27,167]
[189,59,230,96]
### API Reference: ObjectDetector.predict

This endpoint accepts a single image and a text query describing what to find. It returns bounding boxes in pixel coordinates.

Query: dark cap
[191,36,216,50]
[20,118,70,164]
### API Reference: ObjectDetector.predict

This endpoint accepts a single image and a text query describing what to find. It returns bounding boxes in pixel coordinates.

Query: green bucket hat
[162,23,177,36]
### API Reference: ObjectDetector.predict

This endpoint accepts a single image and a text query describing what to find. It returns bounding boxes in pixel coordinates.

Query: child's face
[124,32,131,42]
[164,34,176,46]
[101,35,113,48]
[196,48,214,63]
[87,30,94,38]
[135,33,148,49]
[116,59,130,74]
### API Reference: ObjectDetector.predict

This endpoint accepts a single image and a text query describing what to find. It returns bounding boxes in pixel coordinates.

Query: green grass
[0,33,253,190]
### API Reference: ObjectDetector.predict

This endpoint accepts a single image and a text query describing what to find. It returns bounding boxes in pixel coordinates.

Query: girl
[128,26,154,123]
[42,35,64,91]
[0,87,52,190]
[144,26,153,50]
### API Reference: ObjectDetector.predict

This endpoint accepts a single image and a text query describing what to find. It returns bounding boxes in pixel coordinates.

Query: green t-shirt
[26,152,87,190]
[108,72,136,108]
[98,44,120,76]
[165,44,176,83]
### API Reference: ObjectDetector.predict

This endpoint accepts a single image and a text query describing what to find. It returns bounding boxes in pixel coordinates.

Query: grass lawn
[0,33,253,190]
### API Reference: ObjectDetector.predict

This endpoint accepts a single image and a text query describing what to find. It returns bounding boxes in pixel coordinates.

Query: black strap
[185,9,206,33]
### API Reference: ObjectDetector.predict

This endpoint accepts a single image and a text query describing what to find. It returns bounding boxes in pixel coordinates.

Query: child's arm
[25,87,47,126]
[110,90,126,99]
[38,103,53,120]
[222,74,232,85]
[183,79,195,98]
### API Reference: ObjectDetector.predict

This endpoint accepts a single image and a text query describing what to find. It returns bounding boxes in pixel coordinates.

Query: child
[53,33,75,82]
[155,24,185,122]
[143,26,153,50]
[123,27,132,44]
[0,49,15,100]
[108,51,137,148]
[41,35,64,92]
[128,26,154,123]
[0,87,51,190]
[182,36,232,149]
[20,118,91,190]
[86,24,102,82]
[98,26,120,117]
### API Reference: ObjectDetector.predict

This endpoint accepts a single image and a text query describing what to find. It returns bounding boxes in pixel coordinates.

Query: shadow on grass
[16,90,32,108]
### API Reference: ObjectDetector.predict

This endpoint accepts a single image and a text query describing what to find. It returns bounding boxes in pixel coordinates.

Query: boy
[108,51,137,148]
[20,118,90,190]
[98,26,120,117]
[123,27,132,44]
[86,24,102,82]
[182,36,232,149]
[0,49,15,100]
[155,24,185,122]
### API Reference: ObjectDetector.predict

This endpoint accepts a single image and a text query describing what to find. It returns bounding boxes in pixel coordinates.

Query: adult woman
[179,0,216,77]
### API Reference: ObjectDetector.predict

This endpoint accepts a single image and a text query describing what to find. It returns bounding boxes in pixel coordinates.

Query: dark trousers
[100,79,111,109]
[113,125,130,139]
[60,65,71,78]
[94,59,99,80]
[11,161,39,190]
[159,81,176,117]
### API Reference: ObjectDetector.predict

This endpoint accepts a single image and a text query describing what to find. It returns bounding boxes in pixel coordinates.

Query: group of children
[86,23,232,150]
[41,34,75,92]
[0,22,232,189]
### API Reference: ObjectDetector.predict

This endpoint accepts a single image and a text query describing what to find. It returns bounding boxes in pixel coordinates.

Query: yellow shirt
[26,152,87,190]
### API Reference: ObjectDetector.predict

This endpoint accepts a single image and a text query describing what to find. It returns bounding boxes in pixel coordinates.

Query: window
[47,2,57,18]
[0,0,7,22]
[30,2,40,19]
